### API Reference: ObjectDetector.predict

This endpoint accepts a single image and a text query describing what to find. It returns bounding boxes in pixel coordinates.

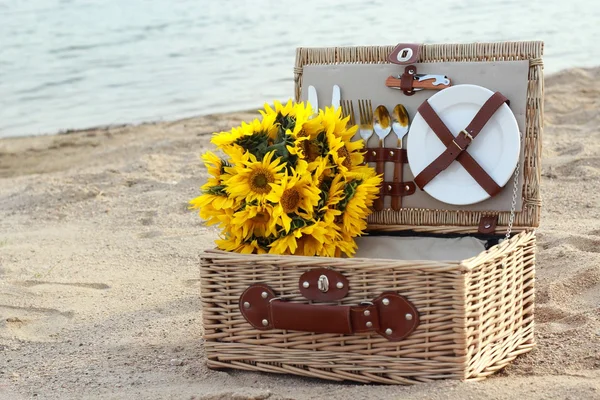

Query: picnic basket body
[200,41,543,384]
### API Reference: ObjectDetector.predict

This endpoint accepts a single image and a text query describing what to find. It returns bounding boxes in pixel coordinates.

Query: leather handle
[239,284,420,342]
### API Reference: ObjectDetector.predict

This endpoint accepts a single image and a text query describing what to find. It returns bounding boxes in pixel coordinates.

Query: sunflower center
[337,146,352,169]
[249,167,274,194]
[251,212,269,224]
[302,140,320,162]
[296,129,308,138]
[281,188,301,213]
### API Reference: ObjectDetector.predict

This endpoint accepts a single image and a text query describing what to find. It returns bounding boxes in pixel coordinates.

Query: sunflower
[211,115,277,150]
[224,151,286,203]
[261,100,313,138]
[271,160,321,233]
[293,220,339,257]
[338,174,382,237]
[231,203,277,240]
[216,233,268,255]
[269,220,331,256]
[189,191,237,228]
[335,231,359,257]
[199,151,225,187]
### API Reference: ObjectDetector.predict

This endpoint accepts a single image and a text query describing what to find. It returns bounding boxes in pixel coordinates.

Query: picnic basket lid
[294,41,543,235]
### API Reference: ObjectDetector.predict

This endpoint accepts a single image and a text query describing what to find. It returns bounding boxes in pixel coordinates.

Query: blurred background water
[1,0,599,138]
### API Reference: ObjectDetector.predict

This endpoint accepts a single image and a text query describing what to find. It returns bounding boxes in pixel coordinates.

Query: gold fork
[340,100,356,127]
[357,99,374,144]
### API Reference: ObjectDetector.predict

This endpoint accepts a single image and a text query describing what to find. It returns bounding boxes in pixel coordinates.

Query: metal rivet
[302,281,310,289]
[371,150,377,156]
[387,185,392,191]
[405,185,410,191]
[385,328,393,335]
[243,302,250,309]
[336,282,344,289]
[389,150,394,156]
[405,313,413,321]
[382,298,390,306]
[261,292,268,299]
[366,321,373,328]
[484,223,491,229]
[364,310,371,317]
[262,319,269,326]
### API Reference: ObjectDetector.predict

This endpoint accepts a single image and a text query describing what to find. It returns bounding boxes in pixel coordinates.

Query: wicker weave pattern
[200,230,535,384]
[294,41,543,233]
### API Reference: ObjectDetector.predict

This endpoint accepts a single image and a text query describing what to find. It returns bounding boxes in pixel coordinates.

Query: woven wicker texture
[294,41,543,233]
[200,231,536,384]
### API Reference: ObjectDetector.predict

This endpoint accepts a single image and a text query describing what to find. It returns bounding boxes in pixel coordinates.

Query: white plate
[407,84,520,205]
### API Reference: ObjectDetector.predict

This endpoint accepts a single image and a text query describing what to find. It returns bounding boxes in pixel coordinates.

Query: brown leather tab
[363,148,407,164]
[478,215,498,234]
[298,268,349,301]
[238,284,277,330]
[239,284,421,342]
[271,302,352,334]
[413,92,508,196]
[401,65,417,96]
[388,43,420,65]
[380,182,416,197]
[373,293,420,341]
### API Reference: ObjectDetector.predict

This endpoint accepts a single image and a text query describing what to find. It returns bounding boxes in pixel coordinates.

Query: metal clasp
[317,275,329,293]
[396,47,413,63]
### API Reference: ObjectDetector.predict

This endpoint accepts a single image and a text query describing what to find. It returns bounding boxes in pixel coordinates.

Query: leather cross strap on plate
[414,92,509,197]
[239,283,420,342]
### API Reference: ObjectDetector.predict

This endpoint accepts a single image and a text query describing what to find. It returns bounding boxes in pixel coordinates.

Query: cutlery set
[310,84,414,212]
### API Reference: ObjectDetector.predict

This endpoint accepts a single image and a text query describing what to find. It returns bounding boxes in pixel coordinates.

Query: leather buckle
[451,139,464,152]
[454,130,473,151]
[461,129,474,141]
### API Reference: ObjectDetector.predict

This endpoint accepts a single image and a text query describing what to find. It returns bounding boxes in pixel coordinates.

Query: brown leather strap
[380,181,416,197]
[400,65,417,96]
[239,284,420,342]
[414,92,508,196]
[363,148,408,164]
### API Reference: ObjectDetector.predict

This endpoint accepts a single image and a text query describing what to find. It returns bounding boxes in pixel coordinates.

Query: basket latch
[299,268,349,301]
[478,215,499,234]
[387,43,421,65]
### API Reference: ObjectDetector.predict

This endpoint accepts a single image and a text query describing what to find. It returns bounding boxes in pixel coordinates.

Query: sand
[1,68,599,400]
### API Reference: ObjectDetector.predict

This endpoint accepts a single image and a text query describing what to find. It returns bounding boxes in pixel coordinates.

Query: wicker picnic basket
[200,41,543,384]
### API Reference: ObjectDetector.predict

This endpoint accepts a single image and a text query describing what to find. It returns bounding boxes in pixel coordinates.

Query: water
[1,0,599,138]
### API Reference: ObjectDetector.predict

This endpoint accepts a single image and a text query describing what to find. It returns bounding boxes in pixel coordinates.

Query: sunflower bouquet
[190,100,382,257]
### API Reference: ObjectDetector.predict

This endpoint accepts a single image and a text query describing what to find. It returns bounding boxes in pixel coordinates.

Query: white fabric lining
[354,236,487,261]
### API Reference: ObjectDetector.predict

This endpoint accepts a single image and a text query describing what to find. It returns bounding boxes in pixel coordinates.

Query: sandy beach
[1,68,599,399]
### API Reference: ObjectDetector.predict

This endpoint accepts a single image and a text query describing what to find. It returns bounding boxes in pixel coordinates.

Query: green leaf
[203,185,227,196]
[235,132,270,160]
[337,180,363,212]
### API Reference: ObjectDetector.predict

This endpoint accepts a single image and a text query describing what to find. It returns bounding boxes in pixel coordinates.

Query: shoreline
[2,64,599,142]
[1,67,599,399]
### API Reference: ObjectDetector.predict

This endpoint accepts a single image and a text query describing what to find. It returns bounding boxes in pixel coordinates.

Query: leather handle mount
[239,283,420,342]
